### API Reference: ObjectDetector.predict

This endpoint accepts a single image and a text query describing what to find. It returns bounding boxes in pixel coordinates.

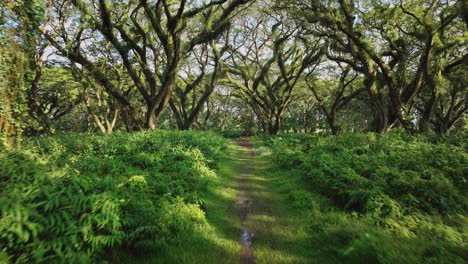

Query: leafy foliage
[267,132,468,262]
[0,130,225,262]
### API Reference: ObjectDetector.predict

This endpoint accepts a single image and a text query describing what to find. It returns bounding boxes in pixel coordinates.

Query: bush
[266,132,468,262]
[0,150,124,263]
[1,130,226,262]
[219,129,245,138]
[269,132,467,215]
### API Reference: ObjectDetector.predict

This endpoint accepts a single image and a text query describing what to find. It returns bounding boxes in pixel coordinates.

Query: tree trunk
[419,92,437,132]
[267,114,282,135]
[364,71,389,133]
[327,111,340,135]
[122,109,134,132]
[372,106,389,133]
[148,77,176,130]
[169,100,185,130]
[1,97,15,147]
[435,120,448,134]
[146,110,157,130]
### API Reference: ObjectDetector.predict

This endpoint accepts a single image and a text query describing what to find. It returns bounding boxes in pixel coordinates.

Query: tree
[25,66,83,134]
[306,63,364,134]
[1,0,45,145]
[280,0,466,133]
[43,0,251,130]
[73,66,121,134]
[419,65,467,133]
[169,38,227,130]
[224,13,322,134]
[281,82,319,133]
[414,0,468,133]
[0,30,25,146]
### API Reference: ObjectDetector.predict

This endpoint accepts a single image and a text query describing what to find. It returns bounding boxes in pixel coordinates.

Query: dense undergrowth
[0,131,225,263]
[264,132,467,263]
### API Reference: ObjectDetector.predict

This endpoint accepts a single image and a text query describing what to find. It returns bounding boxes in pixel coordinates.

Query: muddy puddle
[237,196,254,263]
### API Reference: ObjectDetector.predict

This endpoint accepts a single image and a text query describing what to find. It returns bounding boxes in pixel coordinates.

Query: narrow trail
[235,138,274,264]
[236,139,256,263]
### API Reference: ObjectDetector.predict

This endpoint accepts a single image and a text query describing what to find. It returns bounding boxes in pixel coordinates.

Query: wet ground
[236,139,256,264]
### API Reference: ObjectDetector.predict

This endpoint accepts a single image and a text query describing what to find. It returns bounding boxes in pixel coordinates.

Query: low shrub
[1,130,226,262]
[266,132,468,262]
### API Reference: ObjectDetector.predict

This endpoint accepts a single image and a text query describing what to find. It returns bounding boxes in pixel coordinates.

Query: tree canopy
[0,0,466,137]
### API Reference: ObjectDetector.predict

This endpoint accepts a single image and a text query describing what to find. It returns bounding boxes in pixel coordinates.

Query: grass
[115,140,242,263]
[249,139,316,264]
[138,138,317,264]
[4,132,465,263]
[9,132,462,263]
[205,138,313,264]
[253,139,391,263]
[257,134,467,264]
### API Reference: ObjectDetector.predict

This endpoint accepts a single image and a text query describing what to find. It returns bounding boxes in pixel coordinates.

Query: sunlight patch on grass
[117,140,242,264]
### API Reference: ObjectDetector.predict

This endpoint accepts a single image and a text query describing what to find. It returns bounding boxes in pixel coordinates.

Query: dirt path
[235,138,274,264]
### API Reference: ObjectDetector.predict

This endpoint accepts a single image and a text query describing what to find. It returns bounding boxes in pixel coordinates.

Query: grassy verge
[260,166,467,264]
[1,131,236,263]
[118,140,242,263]
[249,139,316,264]
[256,134,467,264]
